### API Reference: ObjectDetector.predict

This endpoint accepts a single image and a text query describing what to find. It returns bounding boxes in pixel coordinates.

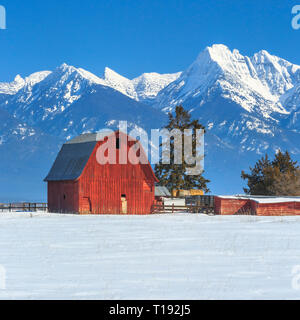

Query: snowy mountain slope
[0,64,105,126]
[0,106,63,201]
[34,83,168,140]
[280,82,300,132]
[103,67,181,103]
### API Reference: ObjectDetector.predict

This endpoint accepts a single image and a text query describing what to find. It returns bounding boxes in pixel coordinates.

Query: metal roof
[44,141,97,181]
[65,130,115,144]
[155,186,171,197]
[45,131,116,181]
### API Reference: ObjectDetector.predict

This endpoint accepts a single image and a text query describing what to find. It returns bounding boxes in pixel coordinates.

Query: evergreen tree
[271,150,298,174]
[241,151,300,195]
[241,155,273,195]
[154,105,210,193]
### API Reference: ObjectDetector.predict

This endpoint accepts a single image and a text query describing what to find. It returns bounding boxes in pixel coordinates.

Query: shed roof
[155,186,171,197]
[217,195,300,204]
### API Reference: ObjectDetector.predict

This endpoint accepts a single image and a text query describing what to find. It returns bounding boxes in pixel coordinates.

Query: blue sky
[0,0,299,81]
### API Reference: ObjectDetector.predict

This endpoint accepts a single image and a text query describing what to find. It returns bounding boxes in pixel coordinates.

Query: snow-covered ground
[0,212,300,300]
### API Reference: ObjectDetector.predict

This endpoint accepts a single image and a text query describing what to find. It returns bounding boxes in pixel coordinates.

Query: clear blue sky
[0,0,299,81]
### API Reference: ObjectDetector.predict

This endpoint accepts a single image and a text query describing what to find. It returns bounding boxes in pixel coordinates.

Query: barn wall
[78,133,156,214]
[214,197,252,215]
[48,181,79,213]
[255,201,300,216]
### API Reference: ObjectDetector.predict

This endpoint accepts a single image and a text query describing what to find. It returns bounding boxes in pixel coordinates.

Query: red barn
[44,131,158,214]
[214,196,300,216]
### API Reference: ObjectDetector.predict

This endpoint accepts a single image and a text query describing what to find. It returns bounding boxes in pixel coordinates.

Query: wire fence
[0,203,48,212]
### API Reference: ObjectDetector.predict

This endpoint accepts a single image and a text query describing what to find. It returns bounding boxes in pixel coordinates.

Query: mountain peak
[0,74,25,95]
[101,67,181,102]
[206,43,231,53]
[56,63,77,74]
[203,44,244,69]
[103,67,130,83]
[14,74,24,83]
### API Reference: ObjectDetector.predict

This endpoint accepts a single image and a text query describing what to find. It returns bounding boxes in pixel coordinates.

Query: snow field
[0,212,300,299]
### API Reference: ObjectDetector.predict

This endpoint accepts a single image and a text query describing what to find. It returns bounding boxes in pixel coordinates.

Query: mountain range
[1,44,300,201]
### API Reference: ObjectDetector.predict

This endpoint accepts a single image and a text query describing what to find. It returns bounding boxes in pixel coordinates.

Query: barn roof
[44,141,97,181]
[45,130,115,181]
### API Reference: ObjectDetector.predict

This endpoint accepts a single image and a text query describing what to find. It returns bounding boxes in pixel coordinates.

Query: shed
[155,186,171,198]
[214,195,300,216]
[44,130,158,214]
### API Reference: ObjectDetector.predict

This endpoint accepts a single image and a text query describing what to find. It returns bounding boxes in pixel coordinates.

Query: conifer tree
[241,151,300,195]
[154,106,210,193]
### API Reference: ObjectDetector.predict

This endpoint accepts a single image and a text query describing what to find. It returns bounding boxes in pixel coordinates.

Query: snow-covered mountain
[154,45,300,114]
[153,44,300,154]
[0,64,167,139]
[0,72,52,95]
[1,45,300,200]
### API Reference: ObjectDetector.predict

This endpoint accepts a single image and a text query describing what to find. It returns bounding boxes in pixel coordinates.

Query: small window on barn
[121,194,126,198]
[116,138,120,149]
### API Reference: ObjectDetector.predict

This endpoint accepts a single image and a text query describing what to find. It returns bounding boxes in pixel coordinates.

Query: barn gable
[44,131,120,181]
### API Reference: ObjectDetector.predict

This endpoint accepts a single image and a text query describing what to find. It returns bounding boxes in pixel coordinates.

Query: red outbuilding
[44,131,158,214]
[214,196,300,216]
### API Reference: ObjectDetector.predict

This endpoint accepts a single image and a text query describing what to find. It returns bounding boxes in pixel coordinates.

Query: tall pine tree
[154,106,210,193]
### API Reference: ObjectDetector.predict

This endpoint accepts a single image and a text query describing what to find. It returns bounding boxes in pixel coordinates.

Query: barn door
[121,194,127,214]
[81,197,91,214]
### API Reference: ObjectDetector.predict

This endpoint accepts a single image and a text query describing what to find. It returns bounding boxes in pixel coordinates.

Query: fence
[185,195,215,208]
[0,203,48,212]
[151,204,215,214]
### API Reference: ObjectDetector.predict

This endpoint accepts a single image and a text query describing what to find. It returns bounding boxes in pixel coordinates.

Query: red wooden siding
[214,197,252,215]
[48,181,79,213]
[255,202,300,216]
[78,132,155,214]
